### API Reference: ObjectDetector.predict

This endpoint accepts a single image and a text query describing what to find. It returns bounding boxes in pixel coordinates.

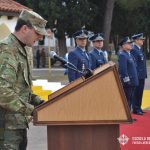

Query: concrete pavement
[27,124,47,150]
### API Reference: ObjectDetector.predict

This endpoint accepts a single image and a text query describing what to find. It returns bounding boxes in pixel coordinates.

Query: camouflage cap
[19,9,47,35]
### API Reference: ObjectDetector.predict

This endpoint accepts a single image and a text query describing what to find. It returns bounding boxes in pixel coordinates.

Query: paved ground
[27,124,47,150]
[27,66,150,150]
[27,68,66,150]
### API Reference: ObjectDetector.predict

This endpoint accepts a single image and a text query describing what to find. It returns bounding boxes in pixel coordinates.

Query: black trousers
[132,79,145,112]
[123,86,136,110]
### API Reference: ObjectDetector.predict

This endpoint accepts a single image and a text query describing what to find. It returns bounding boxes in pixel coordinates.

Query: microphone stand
[49,52,93,79]
[64,63,83,75]
[64,63,93,79]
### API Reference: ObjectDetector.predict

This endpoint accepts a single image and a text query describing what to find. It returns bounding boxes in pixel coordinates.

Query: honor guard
[118,37,139,110]
[68,29,92,82]
[89,33,107,70]
[131,33,147,115]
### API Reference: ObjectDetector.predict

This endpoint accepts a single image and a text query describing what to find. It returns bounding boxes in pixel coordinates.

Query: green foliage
[112,0,150,36]
[86,0,106,32]
[26,0,97,38]
[15,0,29,6]
[118,0,150,10]
[15,0,108,37]
[16,0,150,37]
[111,0,150,57]
[15,0,150,58]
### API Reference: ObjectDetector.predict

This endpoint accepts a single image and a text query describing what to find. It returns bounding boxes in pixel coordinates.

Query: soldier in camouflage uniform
[0,9,47,150]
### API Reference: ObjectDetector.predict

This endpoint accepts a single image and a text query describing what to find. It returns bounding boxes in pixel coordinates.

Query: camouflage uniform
[0,9,47,150]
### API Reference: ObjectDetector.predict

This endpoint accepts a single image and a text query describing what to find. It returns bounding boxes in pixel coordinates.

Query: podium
[33,62,132,150]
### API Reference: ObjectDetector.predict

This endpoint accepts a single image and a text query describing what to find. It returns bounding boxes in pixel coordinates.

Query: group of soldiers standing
[118,33,147,118]
[67,30,147,120]
[67,29,108,82]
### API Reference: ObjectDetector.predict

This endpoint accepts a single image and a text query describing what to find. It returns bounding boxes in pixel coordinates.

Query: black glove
[83,68,93,79]
[30,100,45,116]
[30,93,45,106]
[39,100,45,105]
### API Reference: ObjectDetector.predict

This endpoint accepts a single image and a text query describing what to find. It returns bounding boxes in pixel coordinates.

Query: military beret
[19,9,47,36]
[73,29,88,39]
[132,33,145,40]
[89,33,104,41]
[119,36,132,46]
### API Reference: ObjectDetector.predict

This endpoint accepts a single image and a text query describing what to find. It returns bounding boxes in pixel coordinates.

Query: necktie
[128,52,131,57]
[83,51,89,60]
[99,51,106,63]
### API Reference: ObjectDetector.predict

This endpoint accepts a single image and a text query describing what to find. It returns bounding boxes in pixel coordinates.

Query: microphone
[49,51,68,65]
[49,51,93,79]
[49,51,77,69]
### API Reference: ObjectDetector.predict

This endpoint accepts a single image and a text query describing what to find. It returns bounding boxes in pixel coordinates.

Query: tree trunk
[145,36,150,59]
[58,36,67,57]
[102,0,115,50]
[113,34,119,54]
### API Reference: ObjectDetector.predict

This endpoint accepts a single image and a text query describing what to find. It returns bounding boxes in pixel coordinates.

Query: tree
[87,0,116,52]
[35,0,96,56]
[15,0,29,6]
[86,0,106,33]
[112,0,150,57]
[102,0,115,50]
[16,0,95,55]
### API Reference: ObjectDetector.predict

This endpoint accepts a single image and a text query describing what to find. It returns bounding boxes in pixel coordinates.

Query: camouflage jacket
[0,34,42,129]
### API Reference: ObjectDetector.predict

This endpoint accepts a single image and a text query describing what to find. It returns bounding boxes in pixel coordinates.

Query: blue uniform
[118,50,139,109]
[131,44,147,113]
[90,48,107,70]
[68,46,92,82]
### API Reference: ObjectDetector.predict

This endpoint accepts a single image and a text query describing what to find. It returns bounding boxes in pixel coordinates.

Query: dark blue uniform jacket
[68,46,92,82]
[118,50,139,87]
[131,44,147,79]
[90,48,106,70]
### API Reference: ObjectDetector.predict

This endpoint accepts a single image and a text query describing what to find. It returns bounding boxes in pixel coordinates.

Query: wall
[0,16,17,32]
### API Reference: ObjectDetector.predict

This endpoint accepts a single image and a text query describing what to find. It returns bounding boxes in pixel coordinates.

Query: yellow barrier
[32,86,52,101]
[32,86,43,91]
[142,90,150,109]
